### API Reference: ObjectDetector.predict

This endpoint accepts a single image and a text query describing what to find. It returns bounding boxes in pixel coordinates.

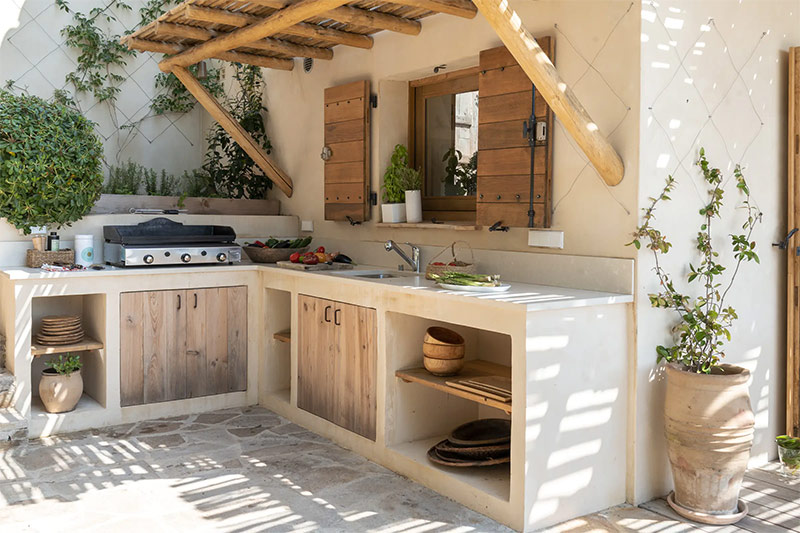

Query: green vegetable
[266,238,278,248]
[429,271,501,287]
[777,435,800,476]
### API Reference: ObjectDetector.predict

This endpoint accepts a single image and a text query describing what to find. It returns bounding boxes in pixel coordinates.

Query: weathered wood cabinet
[297,294,377,440]
[120,286,247,407]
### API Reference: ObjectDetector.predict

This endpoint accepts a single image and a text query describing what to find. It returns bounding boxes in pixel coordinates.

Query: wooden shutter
[476,37,554,227]
[324,80,371,222]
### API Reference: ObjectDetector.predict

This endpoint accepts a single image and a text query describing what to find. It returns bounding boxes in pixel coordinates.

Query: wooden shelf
[396,360,511,414]
[376,221,481,231]
[273,330,291,343]
[31,337,103,357]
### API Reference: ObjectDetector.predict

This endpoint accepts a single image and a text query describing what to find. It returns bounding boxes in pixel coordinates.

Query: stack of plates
[427,418,511,467]
[36,315,84,346]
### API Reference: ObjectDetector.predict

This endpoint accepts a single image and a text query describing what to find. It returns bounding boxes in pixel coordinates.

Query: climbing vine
[151,63,225,114]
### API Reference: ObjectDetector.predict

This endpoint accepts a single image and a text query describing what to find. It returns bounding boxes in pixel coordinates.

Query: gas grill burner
[103,218,242,267]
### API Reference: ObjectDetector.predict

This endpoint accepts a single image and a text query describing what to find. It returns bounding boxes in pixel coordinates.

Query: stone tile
[137,433,186,450]
[269,422,308,435]
[227,425,270,438]
[133,421,183,435]
[193,412,238,425]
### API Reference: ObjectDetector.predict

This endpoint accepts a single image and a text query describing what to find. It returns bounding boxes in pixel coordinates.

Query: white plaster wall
[635,0,800,503]
[0,0,206,176]
[261,0,641,258]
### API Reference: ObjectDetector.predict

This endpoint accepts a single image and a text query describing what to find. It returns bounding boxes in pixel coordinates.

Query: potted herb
[404,161,423,224]
[382,144,416,224]
[39,353,83,413]
[0,90,103,234]
[629,149,761,524]
[777,435,800,479]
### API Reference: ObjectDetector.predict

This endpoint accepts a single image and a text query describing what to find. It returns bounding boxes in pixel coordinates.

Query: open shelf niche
[30,293,107,415]
[261,288,291,405]
[385,312,512,502]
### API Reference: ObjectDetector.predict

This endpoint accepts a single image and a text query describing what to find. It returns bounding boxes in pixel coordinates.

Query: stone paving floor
[0,406,512,532]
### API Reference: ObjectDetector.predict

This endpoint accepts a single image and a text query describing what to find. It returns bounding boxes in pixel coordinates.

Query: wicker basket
[425,241,477,280]
[26,249,75,268]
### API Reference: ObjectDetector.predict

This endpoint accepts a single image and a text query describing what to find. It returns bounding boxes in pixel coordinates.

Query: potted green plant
[776,435,800,479]
[403,161,423,224]
[629,149,761,525]
[0,90,103,234]
[382,144,416,223]
[39,353,83,413]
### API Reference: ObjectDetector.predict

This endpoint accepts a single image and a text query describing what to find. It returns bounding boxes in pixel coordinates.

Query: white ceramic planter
[405,190,422,223]
[382,203,407,223]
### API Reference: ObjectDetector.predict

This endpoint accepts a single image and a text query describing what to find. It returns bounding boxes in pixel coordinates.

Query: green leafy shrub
[105,160,142,195]
[46,353,82,375]
[151,62,224,115]
[0,90,103,234]
[203,64,273,199]
[382,144,419,203]
[628,149,762,373]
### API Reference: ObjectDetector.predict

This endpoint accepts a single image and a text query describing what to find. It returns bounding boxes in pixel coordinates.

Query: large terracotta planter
[39,368,83,413]
[664,362,754,524]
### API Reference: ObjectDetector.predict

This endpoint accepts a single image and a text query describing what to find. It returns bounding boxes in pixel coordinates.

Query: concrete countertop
[1,263,632,312]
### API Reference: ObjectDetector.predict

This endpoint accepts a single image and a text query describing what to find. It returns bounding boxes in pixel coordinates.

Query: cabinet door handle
[194,293,198,309]
[334,308,341,326]
[324,305,332,322]
[187,350,200,356]
[177,294,181,310]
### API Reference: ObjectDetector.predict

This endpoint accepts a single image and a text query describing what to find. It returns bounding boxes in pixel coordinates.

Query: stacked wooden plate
[427,418,511,467]
[36,315,84,346]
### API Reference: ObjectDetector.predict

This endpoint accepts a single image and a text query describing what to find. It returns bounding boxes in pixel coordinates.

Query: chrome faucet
[384,240,420,273]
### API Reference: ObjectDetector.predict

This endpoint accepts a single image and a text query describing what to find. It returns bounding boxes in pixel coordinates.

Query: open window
[408,39,555,228]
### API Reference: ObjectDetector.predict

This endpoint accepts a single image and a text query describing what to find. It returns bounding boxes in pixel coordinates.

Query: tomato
[448,262,457,266]
[289,252,301,263]
[304,254,319,265]
[431,262,445,266]
[316,246,325,254]
[254,240,266,248]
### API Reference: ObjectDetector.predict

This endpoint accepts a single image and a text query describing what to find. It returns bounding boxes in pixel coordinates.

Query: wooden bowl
[244,246,308,264]
[424,355,464,377]
[423,327,465,360]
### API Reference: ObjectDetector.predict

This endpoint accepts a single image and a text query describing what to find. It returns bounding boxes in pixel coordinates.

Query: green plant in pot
[382,144,417,223]
[629,149,761,525]
[0,90,104,234]
[39,353,83,413]
[776,435,800,478]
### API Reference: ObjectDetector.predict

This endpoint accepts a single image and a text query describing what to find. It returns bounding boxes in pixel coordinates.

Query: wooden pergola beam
[156,21,334,60]
[124,37,295,70]
[182,5,373,50]
[160,0,351,71]
[239,0,422,35]
[388,0,477,19]
[170,66,294,197]
[471,0,624,186]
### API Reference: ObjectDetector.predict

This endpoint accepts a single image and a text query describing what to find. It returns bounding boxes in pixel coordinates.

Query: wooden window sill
[375,221,481,231]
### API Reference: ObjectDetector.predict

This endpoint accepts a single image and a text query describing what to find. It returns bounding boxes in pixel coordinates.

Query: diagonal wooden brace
[171,66,294,197]
[472,0,625,186]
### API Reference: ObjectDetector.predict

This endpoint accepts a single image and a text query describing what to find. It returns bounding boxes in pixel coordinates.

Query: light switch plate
[528,229,564,249]
[301,220,314,232]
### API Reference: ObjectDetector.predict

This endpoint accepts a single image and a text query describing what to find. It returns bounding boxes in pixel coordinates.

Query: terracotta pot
[39,368,83,413]
[664,363,754,524]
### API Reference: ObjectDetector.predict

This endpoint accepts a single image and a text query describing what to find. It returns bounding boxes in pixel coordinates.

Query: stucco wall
[0,0,206,175]
[635,0,799,503]
[262,0,641,259]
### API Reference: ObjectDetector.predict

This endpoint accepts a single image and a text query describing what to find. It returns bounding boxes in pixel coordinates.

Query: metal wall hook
[773,228,798,250]
[488,221,509,232]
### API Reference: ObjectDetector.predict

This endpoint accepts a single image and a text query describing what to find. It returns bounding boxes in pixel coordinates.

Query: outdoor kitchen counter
[0,264,631,312]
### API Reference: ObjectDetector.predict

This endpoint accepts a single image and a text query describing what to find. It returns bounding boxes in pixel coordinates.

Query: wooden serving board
[276,261,354,271]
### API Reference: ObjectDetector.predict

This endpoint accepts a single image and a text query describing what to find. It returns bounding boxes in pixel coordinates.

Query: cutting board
[276,261,354,271]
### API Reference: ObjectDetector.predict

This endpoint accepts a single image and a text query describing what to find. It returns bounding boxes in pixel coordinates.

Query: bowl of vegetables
[777,435,800,479]
[244,237,311,263]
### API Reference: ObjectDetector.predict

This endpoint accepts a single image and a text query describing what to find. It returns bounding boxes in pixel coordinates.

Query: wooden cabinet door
[333,301,377,440]
[120,286,246,406]
[297,295,337,421]
[120,290,186,406]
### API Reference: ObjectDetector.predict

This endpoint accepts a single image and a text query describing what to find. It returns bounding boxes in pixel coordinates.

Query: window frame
[408,66,481,221]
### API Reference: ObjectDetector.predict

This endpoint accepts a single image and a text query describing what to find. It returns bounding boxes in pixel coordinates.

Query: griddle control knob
[216,252,227,263]
[143,254,154,264]
[181,253,192,263]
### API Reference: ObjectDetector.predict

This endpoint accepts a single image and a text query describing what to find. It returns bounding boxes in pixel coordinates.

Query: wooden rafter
[170,66,294,197]
[470,0,624,186]
[123,37,295,70]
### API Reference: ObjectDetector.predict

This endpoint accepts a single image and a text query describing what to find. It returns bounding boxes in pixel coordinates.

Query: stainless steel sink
[354,273,397,279]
